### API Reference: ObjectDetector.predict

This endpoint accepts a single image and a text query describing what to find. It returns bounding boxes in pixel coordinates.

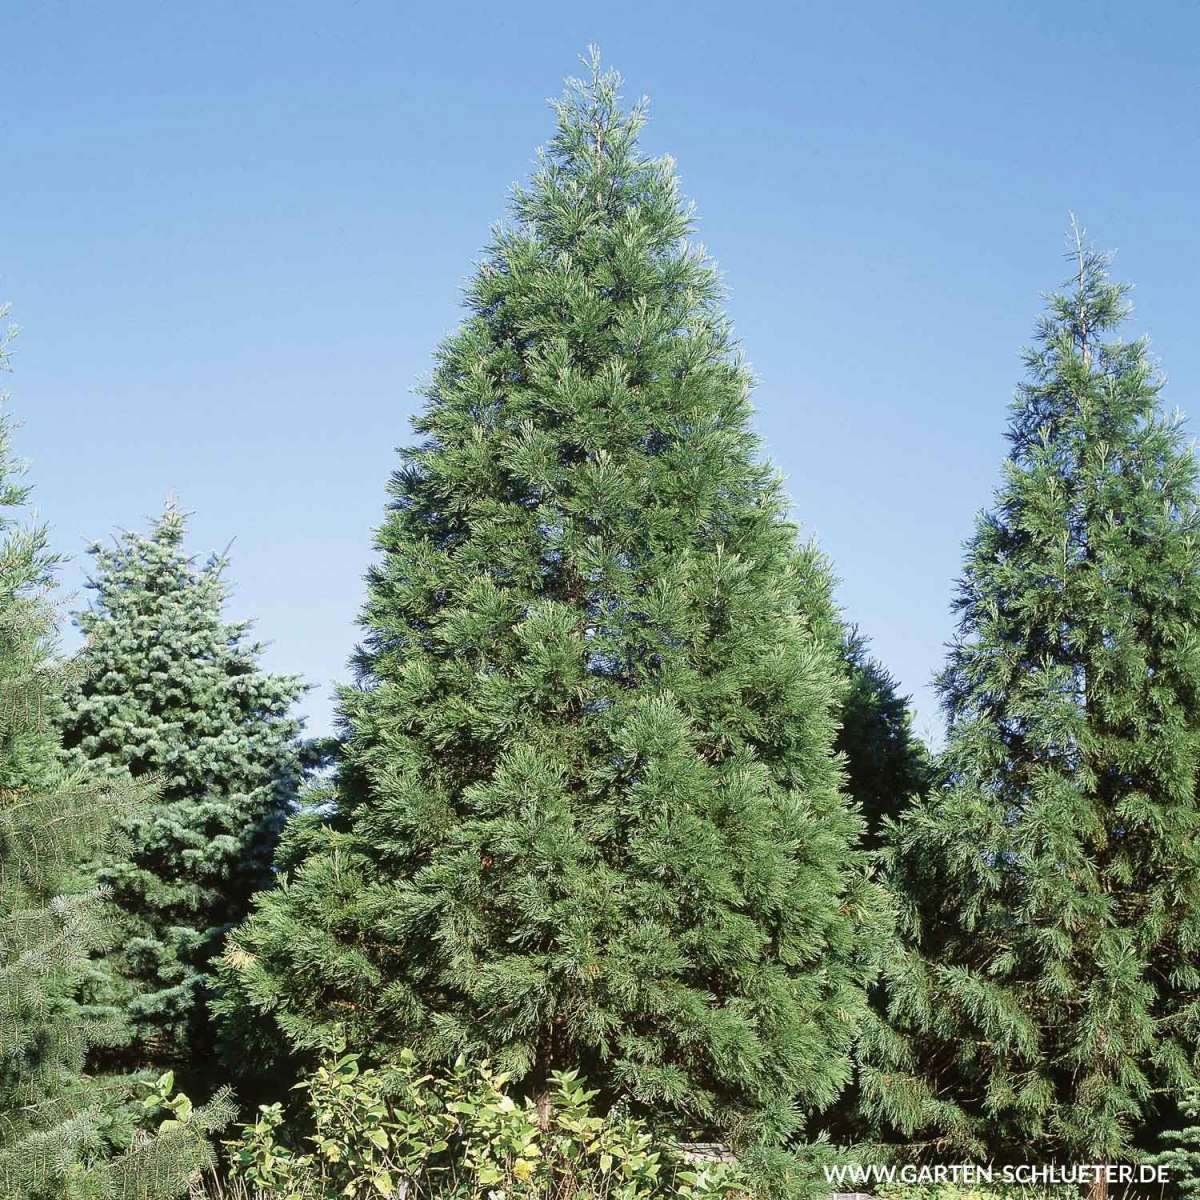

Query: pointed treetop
[548,46,648,166]
[504,48,694,260]
[1009,223,1147,458]
[154,494,189,546]
[1038,217,1131,362]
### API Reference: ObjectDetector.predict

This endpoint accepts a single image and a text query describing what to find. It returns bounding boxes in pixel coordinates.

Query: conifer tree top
[1006,217,1143,463]
[68,500,306,799]
[513,48,688,240]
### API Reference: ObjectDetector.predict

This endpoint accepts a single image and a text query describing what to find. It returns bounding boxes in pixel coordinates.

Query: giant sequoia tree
[62,504,307,1078]
[218,56,884,1150]
[0,372,228,1196]
[866,231,1200,1168]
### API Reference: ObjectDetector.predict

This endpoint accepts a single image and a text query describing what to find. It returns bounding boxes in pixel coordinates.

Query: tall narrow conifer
[867,229,1200,1171]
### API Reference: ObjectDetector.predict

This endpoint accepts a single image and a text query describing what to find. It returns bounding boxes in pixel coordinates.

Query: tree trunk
[1088,1165,1108,1200]
[532,1031,555,1132]
[535,1085,553,1132]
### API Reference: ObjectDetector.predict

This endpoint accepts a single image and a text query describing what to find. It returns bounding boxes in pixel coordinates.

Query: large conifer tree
[0,344,229,1198]
[218,55,883,1151]
[61,504,307,1079]
[866,230,1200,1170]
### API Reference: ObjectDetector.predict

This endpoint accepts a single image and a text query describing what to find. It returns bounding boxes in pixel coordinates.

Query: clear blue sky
[5,1,1198,741]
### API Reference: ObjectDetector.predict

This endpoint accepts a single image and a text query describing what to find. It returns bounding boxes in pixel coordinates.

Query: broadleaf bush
[226,1051,750,1200]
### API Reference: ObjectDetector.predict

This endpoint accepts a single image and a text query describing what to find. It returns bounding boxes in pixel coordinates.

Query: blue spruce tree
[62,503,307,1084]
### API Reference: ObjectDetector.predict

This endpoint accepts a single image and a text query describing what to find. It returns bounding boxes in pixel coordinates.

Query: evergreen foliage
[1150,1089,1200,1197]
[216,53,884,1150]
[0,337,231,1199]
[61,504,307,1077]
[865,228,1200,1163]
[835,630,930,847]
[781,552,929,841]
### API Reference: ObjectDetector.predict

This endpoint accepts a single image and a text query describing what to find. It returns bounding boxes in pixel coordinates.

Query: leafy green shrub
[227,1051,749,1200]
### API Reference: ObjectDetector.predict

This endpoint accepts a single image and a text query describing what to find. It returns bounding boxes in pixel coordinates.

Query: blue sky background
[5,1,1198,741]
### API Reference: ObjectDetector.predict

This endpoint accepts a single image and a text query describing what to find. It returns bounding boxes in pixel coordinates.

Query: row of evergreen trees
[3,51,1199,1197]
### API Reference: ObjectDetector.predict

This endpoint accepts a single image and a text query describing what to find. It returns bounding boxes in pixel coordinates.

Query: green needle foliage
[835,629,930,848]
[0,342,229,1199]
[217,53,884,1155]
[61,504,307,1081]
[866,228,1200,1163]
[1150,1088,1200,1197]
[780,548,930,844]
